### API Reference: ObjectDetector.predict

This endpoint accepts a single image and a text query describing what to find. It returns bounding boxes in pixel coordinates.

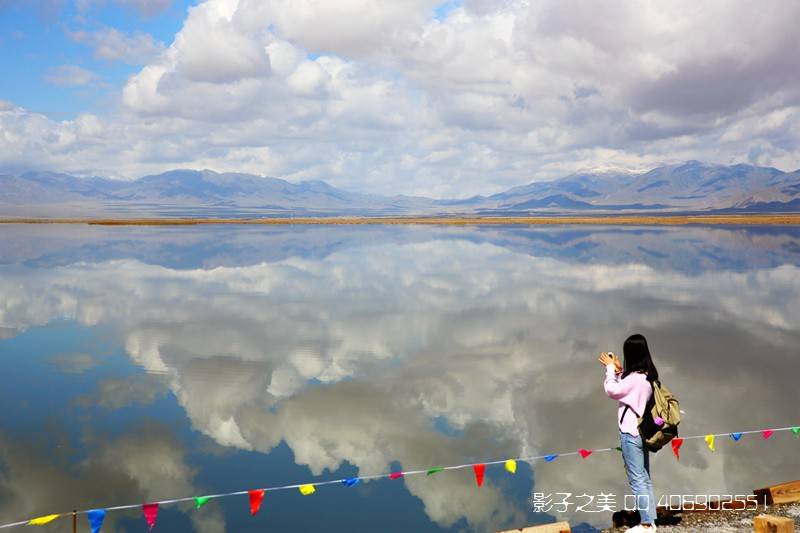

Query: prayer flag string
[2,423,797,531]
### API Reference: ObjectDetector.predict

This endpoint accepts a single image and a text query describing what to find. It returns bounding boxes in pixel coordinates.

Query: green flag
[426,467,444,476]
[195,496,211,509]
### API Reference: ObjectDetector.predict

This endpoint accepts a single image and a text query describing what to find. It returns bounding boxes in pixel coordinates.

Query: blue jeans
[619,430,656,525]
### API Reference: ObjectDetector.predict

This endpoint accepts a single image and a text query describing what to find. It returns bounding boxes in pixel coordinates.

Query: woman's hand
[598,352,622,373]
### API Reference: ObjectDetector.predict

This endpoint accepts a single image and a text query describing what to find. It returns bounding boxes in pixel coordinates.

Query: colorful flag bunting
[248,490,265,516]
[671,438,683,460]
[87,509,105,533]
[28,515,59,526]
[614,446,622,453]
[4,424,800,531]
[142,503,158,530]
[472,464,485,487]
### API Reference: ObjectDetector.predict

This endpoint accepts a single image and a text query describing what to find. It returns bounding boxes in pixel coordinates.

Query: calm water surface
[0,224,799,532]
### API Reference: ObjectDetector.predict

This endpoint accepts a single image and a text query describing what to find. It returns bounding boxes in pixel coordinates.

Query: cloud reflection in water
[0,224,799,531]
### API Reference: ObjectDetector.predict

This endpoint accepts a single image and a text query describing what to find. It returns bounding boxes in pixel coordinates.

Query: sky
[0,0,799,198]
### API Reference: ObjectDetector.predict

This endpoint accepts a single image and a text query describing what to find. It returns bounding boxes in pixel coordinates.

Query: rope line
[0,424,796,529]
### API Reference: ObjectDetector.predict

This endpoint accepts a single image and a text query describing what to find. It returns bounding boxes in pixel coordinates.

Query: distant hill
[454,161,800,214]
[1,161,799,217]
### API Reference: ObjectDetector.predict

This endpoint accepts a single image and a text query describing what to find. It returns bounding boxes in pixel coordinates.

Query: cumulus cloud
[239,0,440,56]
[4,0,800,195]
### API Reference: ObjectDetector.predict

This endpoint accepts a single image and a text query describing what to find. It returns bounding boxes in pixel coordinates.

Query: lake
[0,223,798,532]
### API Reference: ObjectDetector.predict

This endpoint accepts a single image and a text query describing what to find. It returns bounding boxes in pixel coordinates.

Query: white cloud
[286,60,329,97]
[236,0,440,56]
[70,27,165,64]
[43,64,98,86]
[4,0,800,195]
[171,4,271,83]
[115,0,172,18]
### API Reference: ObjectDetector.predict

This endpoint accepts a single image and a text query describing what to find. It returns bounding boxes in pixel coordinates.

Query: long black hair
[622,333,659,382]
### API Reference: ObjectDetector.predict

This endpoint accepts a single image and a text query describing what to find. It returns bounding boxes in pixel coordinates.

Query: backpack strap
[619,376,654,425]
[619,403,640,424]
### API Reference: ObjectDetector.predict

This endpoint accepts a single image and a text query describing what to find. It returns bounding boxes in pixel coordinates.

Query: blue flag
[729,433,743,441]
[87,509,106,533]
[342,477,360,487]
[544,455,558,462]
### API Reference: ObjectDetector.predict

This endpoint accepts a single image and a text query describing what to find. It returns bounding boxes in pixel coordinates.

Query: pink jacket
[604,364,652,436]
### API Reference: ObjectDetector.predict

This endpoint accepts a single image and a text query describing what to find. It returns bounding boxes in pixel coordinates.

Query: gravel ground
[600,502,800,532]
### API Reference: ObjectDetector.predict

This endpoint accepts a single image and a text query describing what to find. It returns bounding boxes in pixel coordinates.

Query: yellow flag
[504,459,517,474]
[299,484,316,496]
[28,515,59,525]
[705,434,716,452]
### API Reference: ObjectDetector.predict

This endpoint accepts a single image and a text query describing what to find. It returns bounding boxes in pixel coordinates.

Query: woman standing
[598,334,659,531]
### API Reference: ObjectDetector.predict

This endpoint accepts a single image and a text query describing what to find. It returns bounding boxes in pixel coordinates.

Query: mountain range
[1,161,799,217]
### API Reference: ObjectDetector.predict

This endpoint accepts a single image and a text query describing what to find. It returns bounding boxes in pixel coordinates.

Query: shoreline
[1,214,800,226]
[602,501,800,532]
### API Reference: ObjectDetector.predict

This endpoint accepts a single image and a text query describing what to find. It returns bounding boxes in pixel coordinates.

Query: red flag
[671,438,684,460]
[762,429,774,440]
[389,472,404,480]
[472,464,485,487]
[142,503,158,531]
[249,490,265,516]
[578,448,592,459]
